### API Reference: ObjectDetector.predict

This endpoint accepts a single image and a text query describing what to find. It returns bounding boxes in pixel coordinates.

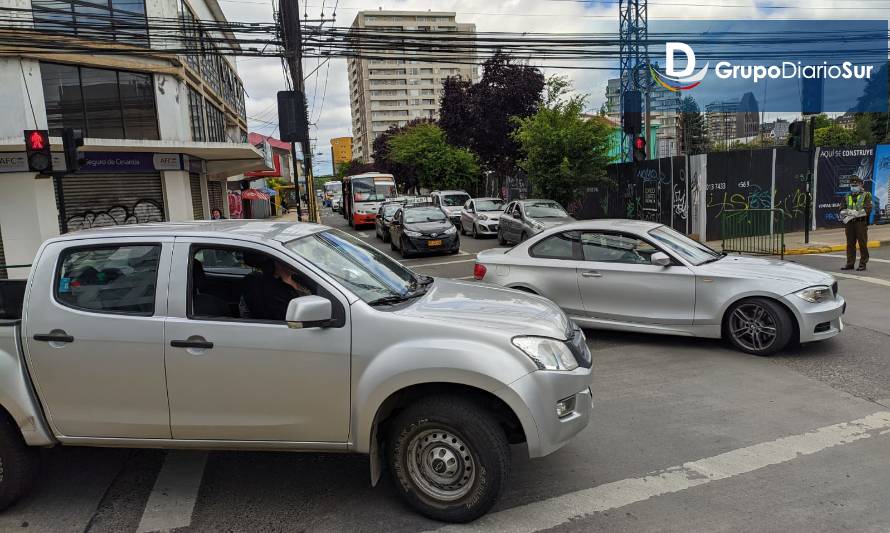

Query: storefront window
[41,62,159,140]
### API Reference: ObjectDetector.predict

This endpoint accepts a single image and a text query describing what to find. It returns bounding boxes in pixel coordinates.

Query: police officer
[842,176,872,271]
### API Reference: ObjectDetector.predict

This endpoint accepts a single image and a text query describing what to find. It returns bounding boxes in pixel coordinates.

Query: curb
[784,240,886,256]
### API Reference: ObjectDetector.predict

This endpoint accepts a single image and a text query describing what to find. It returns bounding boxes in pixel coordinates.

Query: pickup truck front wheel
[0,415,39,510]
[388,395,509,523]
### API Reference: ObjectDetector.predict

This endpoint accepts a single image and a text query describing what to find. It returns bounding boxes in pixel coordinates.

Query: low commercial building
[330,137,352,174]
[0,0,271,279]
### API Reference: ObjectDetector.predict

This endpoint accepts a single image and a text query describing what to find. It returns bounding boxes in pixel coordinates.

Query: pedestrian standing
[841,176,872,271]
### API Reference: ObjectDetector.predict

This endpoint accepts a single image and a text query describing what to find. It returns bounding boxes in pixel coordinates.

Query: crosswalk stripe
[832,271,890,288]
[431,411,890,533]
[136,451,208,533]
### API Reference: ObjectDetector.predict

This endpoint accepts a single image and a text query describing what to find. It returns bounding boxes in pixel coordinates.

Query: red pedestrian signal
[24,129,53,173]
[633,136,647,162]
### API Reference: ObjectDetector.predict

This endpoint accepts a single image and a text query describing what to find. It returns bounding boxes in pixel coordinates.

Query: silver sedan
[475,219,846,356]
[460,197,505,238]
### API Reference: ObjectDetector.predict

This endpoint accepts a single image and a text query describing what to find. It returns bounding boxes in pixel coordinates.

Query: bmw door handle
[581,270,603,278]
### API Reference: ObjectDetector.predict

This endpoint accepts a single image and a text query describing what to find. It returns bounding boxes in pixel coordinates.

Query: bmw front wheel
[726,298,793,356]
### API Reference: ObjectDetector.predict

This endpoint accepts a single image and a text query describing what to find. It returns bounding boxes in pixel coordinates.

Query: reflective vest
[847,192,871,211]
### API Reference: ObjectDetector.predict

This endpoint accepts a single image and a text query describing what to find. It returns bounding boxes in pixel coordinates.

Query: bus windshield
[352,178,397,203]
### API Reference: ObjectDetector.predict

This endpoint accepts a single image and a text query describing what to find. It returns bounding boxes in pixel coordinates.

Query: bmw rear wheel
[726,298,793,356]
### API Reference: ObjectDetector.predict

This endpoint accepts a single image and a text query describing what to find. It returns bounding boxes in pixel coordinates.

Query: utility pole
[279,0,319,222]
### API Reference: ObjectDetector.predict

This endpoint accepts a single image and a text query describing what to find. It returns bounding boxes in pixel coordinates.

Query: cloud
[218,0,885,175]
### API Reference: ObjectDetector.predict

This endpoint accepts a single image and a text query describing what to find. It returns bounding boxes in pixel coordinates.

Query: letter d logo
[666,42,696,78]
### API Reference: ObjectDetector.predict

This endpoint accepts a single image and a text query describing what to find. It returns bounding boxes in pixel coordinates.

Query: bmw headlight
[404,229,422,237]
[512,336,578,371]
[795,285,832,303]
[444,225,457,235]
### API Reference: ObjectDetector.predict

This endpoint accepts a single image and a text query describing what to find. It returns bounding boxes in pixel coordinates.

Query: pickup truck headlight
[512,336,578,371]
[795,285,832,303]
[443,225,457,235]
[404,229,422,237]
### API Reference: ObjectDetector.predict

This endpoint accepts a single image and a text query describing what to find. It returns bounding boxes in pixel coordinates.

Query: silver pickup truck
[0,220,593,523]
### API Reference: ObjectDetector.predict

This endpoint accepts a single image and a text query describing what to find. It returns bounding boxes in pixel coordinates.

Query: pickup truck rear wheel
[0,415,39,511]
[388,395,509,523]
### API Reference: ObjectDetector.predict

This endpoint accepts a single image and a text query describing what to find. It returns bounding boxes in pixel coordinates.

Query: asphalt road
[3,213,889,533]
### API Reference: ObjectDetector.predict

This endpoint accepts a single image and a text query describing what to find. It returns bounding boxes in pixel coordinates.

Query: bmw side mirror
[651,252,671,267]
[286,296,332,329]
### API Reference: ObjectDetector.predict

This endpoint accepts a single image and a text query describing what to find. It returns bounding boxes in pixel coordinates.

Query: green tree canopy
[678,96,709,155]
[815,124,855,147]
[387,123,480,192]
[512,79,613,208]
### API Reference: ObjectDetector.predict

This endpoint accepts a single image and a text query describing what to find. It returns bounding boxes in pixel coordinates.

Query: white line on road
[136,451,208,533]
[432,411,890,533]
[808,253,890,264]
[832,272,890,288]
[455,276,475,280]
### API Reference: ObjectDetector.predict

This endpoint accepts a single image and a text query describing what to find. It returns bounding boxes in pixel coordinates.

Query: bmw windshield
[648,226,723,266]
[287,230,428,304]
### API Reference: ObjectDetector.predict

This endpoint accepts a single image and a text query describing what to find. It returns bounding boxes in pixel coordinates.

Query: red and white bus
[342,173,398,227]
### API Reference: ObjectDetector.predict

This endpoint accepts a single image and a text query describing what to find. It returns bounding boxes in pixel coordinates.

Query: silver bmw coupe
[475,219,845,355]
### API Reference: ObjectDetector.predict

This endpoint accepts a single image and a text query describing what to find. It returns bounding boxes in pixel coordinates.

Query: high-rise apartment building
[347,11,477,162]
[705,92,760,146]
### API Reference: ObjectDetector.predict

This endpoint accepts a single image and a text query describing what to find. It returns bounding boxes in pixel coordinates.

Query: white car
[476,219,846,356]
[460,197,505,238]
[431,190,471,227]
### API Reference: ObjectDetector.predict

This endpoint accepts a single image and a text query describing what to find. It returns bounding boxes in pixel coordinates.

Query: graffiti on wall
[66,200,164,232]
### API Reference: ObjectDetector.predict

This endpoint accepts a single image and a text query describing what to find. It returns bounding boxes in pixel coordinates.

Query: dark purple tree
[439,52,546,189]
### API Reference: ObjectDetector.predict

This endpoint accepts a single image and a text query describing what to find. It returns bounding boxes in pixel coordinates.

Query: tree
[852,63,890,143]
[811,113,832,130]
[387,123,480,192]
[370,118,434,192]
[335,159,376,178]
[853,114,876,145]
[678,96,708,155]
[815,124,854,147]
[512,84,613,208]
[439,52,545,188]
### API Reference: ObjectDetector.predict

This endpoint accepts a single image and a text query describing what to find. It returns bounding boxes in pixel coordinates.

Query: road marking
[136,451,208,533]
[409,258,478,268]
[455,276,475,280]
[432,411,890,533]
[357,232,372,239]
[808,253,890,264]
[832,272,890,288]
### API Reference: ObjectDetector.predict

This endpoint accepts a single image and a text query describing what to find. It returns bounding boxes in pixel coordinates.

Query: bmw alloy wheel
[729,303,778,352]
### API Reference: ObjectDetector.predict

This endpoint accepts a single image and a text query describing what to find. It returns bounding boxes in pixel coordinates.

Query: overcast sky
[218,0,887,175]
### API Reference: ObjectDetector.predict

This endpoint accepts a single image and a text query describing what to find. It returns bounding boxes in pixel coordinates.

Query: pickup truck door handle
[580,270,603,278]
[170,339,214,349]
[33,333,74,343]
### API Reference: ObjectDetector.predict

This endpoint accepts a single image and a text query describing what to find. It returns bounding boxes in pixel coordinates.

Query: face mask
[851,186,862,194]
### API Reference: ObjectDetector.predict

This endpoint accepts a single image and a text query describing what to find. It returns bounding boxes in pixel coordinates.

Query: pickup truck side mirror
[651,252,671,267]
[286,295,332,329]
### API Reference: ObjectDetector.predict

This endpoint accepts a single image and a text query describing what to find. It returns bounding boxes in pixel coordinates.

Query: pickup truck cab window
[55,244,161,316]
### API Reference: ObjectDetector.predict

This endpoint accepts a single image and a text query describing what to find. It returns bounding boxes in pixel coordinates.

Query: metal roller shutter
[207,181,224,213]
[189,173,205,220]
[56,174,165,233]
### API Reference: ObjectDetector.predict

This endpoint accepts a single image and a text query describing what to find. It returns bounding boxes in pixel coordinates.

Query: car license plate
[428,239,443,247]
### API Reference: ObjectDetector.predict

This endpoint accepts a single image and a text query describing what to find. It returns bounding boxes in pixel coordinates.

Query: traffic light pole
[52,173,68,234]
[804,116,816,244]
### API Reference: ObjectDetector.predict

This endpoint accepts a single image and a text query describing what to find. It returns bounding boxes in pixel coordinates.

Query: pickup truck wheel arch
[369,383,528,476]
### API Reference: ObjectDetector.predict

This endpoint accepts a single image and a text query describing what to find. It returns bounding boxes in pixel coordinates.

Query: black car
[375,201,403,242]
[389,205,460,259]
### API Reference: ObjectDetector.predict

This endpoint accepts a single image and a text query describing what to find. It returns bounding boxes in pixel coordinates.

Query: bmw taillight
[473,263,487,280]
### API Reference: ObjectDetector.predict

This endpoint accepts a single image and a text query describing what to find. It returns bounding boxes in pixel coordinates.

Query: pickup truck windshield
[286,230,417,302]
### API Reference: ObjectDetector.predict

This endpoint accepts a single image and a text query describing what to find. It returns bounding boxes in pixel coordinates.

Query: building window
[189,88,206,142]
[32,0,149,46]
[41,62,159,140]
[205,101,226,142]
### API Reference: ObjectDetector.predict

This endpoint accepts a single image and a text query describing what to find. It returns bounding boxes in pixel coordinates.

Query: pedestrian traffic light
[62,128,84,173]
[24,129,52,173]
[633,136,647,162]
[622,90,642,135]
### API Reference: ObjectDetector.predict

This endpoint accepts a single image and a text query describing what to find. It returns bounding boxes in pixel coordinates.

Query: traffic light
[633,136,647,162]
[788,120,813,152]
[24,129,52,173]
[62,128,84,173]
[622,90,642,135]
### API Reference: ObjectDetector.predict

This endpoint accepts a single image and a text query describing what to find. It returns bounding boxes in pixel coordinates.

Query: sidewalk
[271,210,310,223]
[707,224,890,256]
